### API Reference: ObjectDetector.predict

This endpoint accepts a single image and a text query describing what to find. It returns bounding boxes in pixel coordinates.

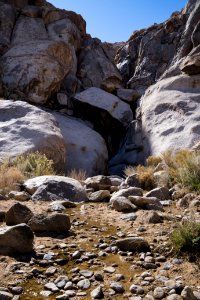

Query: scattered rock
[28,213,71,233]
[116,237,149,252]
[5,202,33,226]
[24,176,88,202]
[0,224,34,255]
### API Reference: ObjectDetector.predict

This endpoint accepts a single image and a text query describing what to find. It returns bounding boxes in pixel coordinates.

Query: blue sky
[49,0,188,42]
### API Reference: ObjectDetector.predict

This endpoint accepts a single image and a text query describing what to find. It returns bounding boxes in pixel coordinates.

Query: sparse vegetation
[125,149,200,191]
[0,152,55,194]
[13,152,55,179]
[124,165,155,190]
[67,169,87,181]
[0,163,23,194]
[170,220,200,253]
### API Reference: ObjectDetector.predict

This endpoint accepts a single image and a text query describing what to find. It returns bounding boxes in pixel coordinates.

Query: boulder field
[0,0,200,175]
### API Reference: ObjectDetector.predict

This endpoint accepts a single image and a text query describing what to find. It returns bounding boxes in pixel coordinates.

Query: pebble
[79,270,94,278]
[154,287,165,299]
[110,282,125,293]
[64,282,74,290]
[56,294,69,300]
[91,286,104,299]
[44,282,59,292]
[94,273,104,281]
[103,266,116,274]
[40,290,52,297]
[130,285,144,295]
[77,279,91,290]
[45,266,57,276]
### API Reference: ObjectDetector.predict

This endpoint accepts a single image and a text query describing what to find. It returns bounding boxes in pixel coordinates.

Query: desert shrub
[0,162,23,194]
[13,152,55,178]
[170,220,200,253]
[67,169,87,181]
[124,165,155,190]
[161,150,200,191]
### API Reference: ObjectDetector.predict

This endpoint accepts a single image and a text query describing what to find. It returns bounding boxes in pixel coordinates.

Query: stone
[181,286,197,300]
[128,196,163,210]
[194,292,200,300]
[0,224,34,255]
[52,112,108,176]
[1,39,73,104]
[110,282,125,293]
[48,202,65,212]
[0,100,65,173]
[5,202,33,225]
[110,197,137,212]
[74,87,132,128]
[116,238,149,252]
[56,294,69,300]
[117,88,140,102]
[57,93,68,106]
[77,37,122,91]
[28,213,71,233]
[24,175,88,202]
[77,279,91,290]
[79,270,94,278]
[103,266,116,274]
[91,286,104,299]
[145,187,170,200]
[129,285,144,295]
[89,190,110,202]
[8,191,30,201]
[154,287,165,299]
[142,211,163,224]
[0,291,13,300]
[125,174,141,188]
[85,176,112,191]
[111,187,143,201]
[0,211,5,222]
[166,295,183,300]
[120,213,137,221]
[44,282,59,293]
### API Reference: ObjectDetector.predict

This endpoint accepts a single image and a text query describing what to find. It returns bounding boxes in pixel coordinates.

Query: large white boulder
[53,113,108,176]
[141,74,200,157]
[74,87,133,128]
[0,100,65,172]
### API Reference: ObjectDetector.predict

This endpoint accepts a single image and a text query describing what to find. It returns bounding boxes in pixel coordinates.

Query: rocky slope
[0,0,200,176]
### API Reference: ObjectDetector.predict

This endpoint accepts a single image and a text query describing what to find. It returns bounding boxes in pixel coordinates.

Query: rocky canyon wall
[0,0,200,175]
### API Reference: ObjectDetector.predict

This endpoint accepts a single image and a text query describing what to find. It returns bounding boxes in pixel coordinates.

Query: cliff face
[0,0,200,175]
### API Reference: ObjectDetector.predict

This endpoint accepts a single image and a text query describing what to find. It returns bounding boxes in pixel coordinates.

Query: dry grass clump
[0,152,55,194]
[146,155,162,167]
[170,220,200,253]
[161,150,200,191]
[67,169,87,181]
[124,165,155,190]
[0,163,23,194]
[124,149,200,191]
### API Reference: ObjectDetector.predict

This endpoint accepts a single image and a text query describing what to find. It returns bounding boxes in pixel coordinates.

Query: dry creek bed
[0,199,200,300]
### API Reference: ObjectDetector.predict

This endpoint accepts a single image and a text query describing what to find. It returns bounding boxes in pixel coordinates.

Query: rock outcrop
[1,0,200,175]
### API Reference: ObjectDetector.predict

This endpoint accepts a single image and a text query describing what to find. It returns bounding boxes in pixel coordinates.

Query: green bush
[13,151,55,178]
[170,220,200,253]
